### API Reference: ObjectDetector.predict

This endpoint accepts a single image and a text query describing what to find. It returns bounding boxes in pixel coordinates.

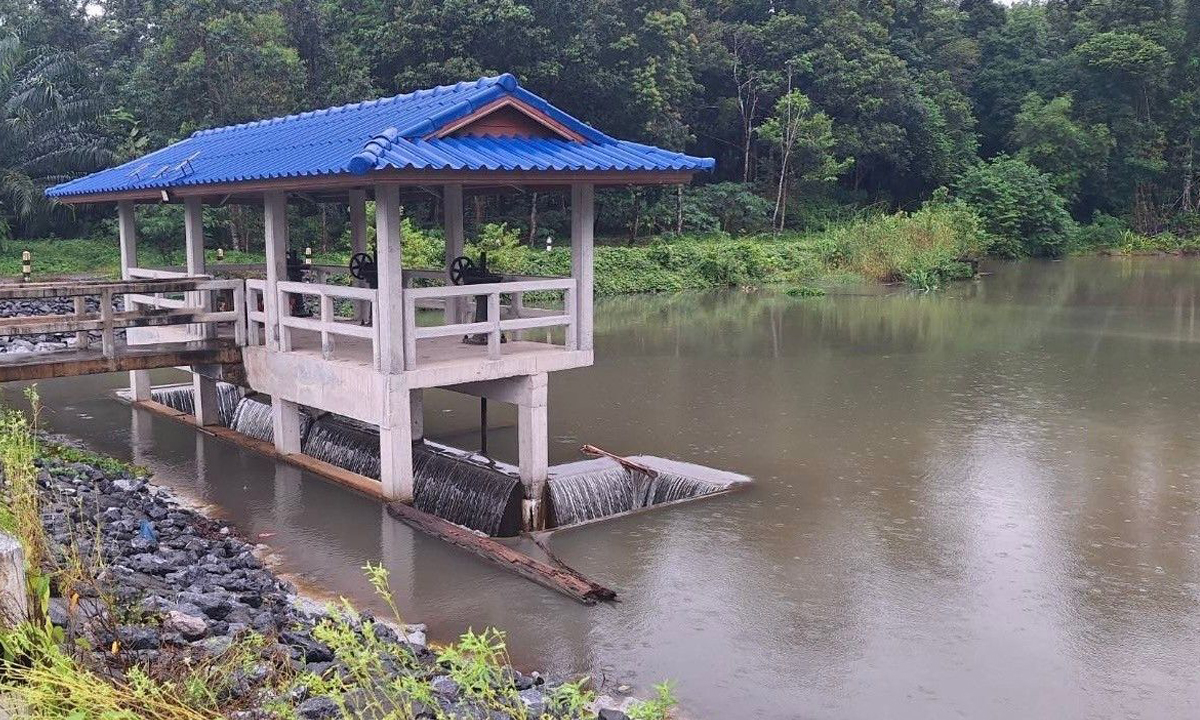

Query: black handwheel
[449,255,475,285]
[349,252,373,281]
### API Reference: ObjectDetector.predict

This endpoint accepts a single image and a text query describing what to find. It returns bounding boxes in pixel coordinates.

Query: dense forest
[0,0,1197,262]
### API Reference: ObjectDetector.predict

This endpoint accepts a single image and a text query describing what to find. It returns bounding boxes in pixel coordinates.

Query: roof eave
[47,167,712,205]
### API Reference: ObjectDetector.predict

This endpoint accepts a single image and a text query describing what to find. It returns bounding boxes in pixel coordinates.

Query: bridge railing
[401,277,576,370]
[275,281,381,368]
[0,277,245,358]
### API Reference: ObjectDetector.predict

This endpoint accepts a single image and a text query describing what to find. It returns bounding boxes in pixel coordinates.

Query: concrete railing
[277,280,380,367]
[0,276,245,355]
[401,278,576,370]
[245,278,268,346]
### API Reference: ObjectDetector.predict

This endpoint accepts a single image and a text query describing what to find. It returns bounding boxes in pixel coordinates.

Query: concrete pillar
[119,201,151,400]
[374,184,405,373]
[272,397,303,455]
[443,184,465,323]
[380,382,414,501]
[184,196,220,425]
[263,192,288,351]
[349,189,369,321]
[570,184,595,351]
[410,388,424,442]
[517,373,549,529]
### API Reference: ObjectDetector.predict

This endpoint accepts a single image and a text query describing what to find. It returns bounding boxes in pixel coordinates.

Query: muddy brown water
[16,258,1200,719]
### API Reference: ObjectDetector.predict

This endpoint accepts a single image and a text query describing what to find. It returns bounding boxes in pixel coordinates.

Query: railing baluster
[233,281,247,346]
[277,288,293,352]
[487,292,501,359]
[100,288,114,357]
[564,285,577,351]
[320,292,334,359]
[371,301,381,370]
[73,296,90,350]
[403,297,417,371]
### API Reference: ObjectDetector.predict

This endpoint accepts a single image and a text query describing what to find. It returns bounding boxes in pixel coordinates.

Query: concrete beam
[375,184,405,373]
[119,201,151,400]
[271,397,303,454]
[570,183,594,351]
[517,375,549,530]
[443,184,465,324]
[263,192,288,351]
[380,383,414,501]
[349,189,368,322]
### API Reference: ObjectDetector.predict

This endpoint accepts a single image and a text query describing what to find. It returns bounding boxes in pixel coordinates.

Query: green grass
[6,203,987,292]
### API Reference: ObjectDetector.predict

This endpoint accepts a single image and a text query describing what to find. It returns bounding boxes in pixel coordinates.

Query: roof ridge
[191,74,516,138]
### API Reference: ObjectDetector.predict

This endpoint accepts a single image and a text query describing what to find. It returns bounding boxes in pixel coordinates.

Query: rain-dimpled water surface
[19,258,1200,719]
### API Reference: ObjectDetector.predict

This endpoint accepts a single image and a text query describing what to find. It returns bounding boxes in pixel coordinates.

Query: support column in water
[272,397,303,454]
[380,382,414,502]
[517,373,549,530]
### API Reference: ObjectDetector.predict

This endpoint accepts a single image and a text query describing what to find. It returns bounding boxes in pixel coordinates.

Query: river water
[18,258,1200,719]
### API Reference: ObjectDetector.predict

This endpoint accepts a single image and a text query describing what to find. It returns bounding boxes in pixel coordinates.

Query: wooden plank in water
[0,339,242,382]
[386,501,617,605]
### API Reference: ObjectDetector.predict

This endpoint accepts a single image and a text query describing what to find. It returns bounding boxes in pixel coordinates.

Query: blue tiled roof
[46,74,714,199]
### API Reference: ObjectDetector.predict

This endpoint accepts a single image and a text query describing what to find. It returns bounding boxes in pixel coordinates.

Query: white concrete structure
[116,182,596,528]
[46,75,712,530]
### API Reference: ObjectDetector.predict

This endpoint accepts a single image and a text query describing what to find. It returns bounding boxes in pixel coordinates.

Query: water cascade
[151,382,242,427]
[412,447,524,537]
[546,457,748,528]
[299,414,523,536]
[136,385,744,536]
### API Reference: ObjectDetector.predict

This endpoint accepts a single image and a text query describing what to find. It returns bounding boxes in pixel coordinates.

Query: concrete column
[271,397,303,454]
[517,373,549,529]
[374,184,405,373]
[380,382,414,501]
[119,201,151,400]
[349,189,368,321]
[443,184,465,323]
[185,196,220,425]
[410,388,424,442]
[570,184,595,351]
[263,192,288,351]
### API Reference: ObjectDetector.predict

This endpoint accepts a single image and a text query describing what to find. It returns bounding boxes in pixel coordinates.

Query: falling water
[546,457,746,528]
[302,417,380,479]
[545,466,639,526]
[143,386,742,536]
[301,416,523,536]
[151,383,242,427]
[228,396,312,443]
[412,447,524,537]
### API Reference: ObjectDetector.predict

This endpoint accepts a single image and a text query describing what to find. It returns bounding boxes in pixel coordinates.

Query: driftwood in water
[580,444,658,479]
[386,502,616,605]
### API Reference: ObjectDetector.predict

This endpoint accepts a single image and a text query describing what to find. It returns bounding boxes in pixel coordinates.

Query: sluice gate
[142,383,748,538]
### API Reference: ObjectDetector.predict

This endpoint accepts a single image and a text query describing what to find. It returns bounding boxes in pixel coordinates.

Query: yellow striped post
[21,250,30,282]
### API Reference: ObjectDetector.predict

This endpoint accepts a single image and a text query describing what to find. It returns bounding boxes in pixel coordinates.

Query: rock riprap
[33,443,596,719]
[0,295,125,353]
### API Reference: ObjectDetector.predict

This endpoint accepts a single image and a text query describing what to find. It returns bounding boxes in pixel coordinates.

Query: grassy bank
[3,202,988,292]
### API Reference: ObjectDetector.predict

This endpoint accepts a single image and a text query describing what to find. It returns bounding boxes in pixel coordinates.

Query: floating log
[581,443,658,478]
[386,501,616,605]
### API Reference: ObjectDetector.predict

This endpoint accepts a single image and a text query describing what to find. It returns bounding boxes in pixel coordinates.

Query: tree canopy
[0,0,1197,249]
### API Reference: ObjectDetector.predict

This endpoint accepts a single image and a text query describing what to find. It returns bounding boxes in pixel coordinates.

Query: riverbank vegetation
[0,0,1196,279]
[0,391,671,719]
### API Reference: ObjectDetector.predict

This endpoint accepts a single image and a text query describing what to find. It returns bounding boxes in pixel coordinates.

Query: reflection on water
[18,258,1200,719]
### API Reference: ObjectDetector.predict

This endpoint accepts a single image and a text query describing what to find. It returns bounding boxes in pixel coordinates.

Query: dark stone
[296,695,339,719]
[598,709,631,720]
[281,630,334,663]
[118,625,160,651]
[178,590,233,620]
[431,675,460,700]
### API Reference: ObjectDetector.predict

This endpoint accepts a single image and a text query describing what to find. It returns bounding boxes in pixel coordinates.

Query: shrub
[955,155,1074,257]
